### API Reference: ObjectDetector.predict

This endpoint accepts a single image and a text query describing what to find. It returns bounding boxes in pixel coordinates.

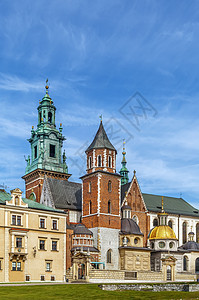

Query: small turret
[119,140,129,185]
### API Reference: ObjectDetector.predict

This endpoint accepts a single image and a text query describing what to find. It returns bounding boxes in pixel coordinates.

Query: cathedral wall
[119,249,150,271]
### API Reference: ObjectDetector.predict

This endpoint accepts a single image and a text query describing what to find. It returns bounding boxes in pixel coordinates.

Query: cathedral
[2,82,199,282]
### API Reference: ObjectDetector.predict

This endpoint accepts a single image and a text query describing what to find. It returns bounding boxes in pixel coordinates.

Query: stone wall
[137,270,163,281]
[89,269,125,280]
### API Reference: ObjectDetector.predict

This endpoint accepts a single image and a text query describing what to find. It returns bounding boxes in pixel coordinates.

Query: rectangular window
[17,262,21,271]
[12,262,16,271]
[39,240,45,250]
[52,220,57,230]
[16,237,22,248]
[34,145,37,159]
[40,275,45,281]
[0,260,2,270]
[17,216,21,226]
[52,241,57,251]
[51,276,55,281]
[40,218,45,228]
[12,215,16,225]
[49,144,56,158]
[26,275,30,281]
[46,262,51,272]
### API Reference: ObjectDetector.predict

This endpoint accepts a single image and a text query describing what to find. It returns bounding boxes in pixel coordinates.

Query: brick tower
[22,80,71,202]
[81,120,121,269]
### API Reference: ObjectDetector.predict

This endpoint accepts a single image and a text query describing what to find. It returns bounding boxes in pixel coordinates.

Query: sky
[1,0,199,208]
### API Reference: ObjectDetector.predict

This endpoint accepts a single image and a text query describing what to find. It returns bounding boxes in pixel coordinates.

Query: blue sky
[1,0,199,208]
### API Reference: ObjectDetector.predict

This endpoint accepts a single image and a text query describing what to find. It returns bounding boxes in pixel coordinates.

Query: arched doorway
[195,258,199,273]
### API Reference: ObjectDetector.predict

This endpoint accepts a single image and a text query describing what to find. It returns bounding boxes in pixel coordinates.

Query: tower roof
[86,121,116,152]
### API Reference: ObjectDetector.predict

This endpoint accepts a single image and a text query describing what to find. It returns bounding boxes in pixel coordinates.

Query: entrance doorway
[78,264,85,279]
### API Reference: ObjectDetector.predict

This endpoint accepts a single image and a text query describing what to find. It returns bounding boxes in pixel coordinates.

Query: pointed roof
[86,121,116,152]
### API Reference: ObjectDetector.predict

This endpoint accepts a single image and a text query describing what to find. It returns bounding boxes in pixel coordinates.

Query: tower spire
[119,140,129,185]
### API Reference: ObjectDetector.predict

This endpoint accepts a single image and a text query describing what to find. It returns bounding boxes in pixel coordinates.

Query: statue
[24,155,30,166]
[63,150,68,173]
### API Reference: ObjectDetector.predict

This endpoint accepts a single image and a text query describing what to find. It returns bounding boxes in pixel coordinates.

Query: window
[52,241,57,251]
[46,262,51,272]
[26,275,30,281]
[40,275,45,281]
[29,192,36,201]
[134,238,139,245]
[34,145,37,159]
[153,218,158,227]
[89,201,92,215]
[169,242,174,249]
[16,237,22,248]
[48,112,52,123]
[108,180,112,192]
[98,155,101,167]
[132,215,138,224]
[108,200,111,214]
[159,242,165,249]
[39,112,42,123]
[12,262,16,271]
[52,220,57,230]
[40,218,45,228]
[50,144,56,158]
[17,262,21,271]
[183,256,188,271]
[17,216,21,226]
[196,258,199,273]
[107,249,112,263]
[15,196,19,205]
[168,220,173,228]
[108,156,112,168]
[51,276,55,281]
[182,222,187,244]
[12,215,16,225]
[39,240,45,250]
[89,156,92,169]
[88,182,91,193]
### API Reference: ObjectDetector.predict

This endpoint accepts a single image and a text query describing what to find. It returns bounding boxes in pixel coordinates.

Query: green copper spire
[25,80,68,175]
[119,140,129,185]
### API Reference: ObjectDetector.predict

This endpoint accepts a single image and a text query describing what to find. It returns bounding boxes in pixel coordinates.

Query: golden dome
[149,225,177,240]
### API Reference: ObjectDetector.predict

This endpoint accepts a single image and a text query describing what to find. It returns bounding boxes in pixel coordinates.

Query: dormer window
[15,196,19,206]
[98,155,101,167]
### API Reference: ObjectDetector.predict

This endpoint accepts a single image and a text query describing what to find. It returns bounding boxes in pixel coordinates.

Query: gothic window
[196,223,199,243]
[182,222,187,244]
[89,156,92,169]
[88,182,91,193]
[108,156,112,168]
[50,144,56,158]
[107,249,112,263]
[108,180,112,192]
[98,155,101,167]
[89,201,92,215]
[48,112,52,123]
[168,220,173,228]
[153,218,158,227]
[34,145,37,159]
[183,256,188,271]
[108,200,111,213]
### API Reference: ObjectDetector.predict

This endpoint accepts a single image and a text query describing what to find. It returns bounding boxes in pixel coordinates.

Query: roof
[142,193,199,217]
[179,241,199,251]
[121,182,130,203]
[86,121,116,152]
[46,178,82,210]
[74,223,93,235]
[0,190,64,213]
[121,218,143,235]
[149,225,177,240]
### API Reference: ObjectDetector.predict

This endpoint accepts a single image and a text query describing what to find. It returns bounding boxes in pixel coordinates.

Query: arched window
[153,218,158,227]
[89,201,92,215]
[182,222,187,244]
[88,182,91,193]
[196,223,199,243]
[48,112,52,123]
[183,256,188,271]
[196,258,199,273]
[108,156,112,168]
[98,155,101,167]
[89,156,92,169]
[108,180,112,192]
[108,200,111,214]
[107,249,112,263]
[29,193,36,201]
[168,220,173,228]
[15,196,19,205]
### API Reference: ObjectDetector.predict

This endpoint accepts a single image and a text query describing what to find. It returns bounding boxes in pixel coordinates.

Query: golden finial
[32,126,34,129]
[45,78,49,93]
[60,123,62,127]
[161,196,164,212]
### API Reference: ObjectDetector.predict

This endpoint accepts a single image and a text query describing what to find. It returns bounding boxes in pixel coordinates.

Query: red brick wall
[86,149,116,174]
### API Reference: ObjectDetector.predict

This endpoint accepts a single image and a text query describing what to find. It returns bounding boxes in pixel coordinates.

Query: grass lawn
[0,284,199,300]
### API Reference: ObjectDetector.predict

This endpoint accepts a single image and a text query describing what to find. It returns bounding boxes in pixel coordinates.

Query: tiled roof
[86,122,116,152]
[46,178,82,210]
[0,190,64,213]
